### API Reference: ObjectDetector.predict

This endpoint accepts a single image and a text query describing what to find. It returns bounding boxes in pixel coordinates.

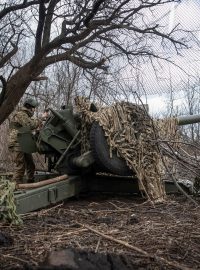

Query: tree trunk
[0,58,43,125]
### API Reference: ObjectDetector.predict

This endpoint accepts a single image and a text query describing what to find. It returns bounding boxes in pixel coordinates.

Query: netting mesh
[74,97,178,203]
[0,178,22,225]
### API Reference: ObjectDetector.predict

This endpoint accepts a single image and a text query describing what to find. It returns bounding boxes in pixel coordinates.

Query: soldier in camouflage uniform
[8,98,42,184]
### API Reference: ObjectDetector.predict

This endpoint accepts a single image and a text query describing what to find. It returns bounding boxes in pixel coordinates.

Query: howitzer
[18,106,200,176]
[13,106,200,214]
[18,104,130,176]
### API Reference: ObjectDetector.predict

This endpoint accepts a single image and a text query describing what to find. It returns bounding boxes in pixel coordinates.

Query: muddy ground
[0,194,200,270]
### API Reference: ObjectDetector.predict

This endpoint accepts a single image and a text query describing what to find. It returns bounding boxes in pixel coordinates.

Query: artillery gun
[18,104,133,176]
[7,104,200,214]
[18,105,200,175]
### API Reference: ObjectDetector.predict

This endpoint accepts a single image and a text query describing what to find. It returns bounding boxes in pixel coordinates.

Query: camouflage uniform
[8,107,40,184]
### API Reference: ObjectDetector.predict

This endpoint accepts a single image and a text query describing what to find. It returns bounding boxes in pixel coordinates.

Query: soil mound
[25,248,152,270]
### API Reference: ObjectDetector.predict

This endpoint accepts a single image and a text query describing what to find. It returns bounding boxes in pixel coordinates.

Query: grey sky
[136,0,200,114]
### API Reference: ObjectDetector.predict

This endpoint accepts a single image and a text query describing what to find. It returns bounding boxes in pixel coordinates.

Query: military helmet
[24,98,39,108]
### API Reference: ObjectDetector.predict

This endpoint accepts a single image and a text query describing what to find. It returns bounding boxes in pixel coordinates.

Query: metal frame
[13,173,193,214]
[15,176,82,214]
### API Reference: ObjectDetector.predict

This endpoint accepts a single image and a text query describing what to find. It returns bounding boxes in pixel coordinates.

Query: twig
[160,153,199,206]
[77,222,193,270]
[108,201,121,209]
[1,254,37,266]
[77,222,148,254]
[95,236,102,253]
[32,76,48,81]
[56,228,88,239]
[171,173,198,206]
[74,240,82,249]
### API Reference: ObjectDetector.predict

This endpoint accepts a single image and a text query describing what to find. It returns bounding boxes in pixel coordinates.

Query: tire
[89,122,132,176]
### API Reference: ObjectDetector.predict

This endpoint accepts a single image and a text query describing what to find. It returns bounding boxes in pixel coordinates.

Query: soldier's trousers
[12,151,35,184]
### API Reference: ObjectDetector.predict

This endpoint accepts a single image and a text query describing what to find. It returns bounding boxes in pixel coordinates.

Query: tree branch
[41,51,107,70]
[35,0,46,54]
[84,0,106,27]
[42,0,59,46]
[0,0,42,20]
[0,76,7,106]
[0,44,18,68]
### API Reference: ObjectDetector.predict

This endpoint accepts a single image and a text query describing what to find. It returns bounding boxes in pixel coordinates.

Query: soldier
[8,98,47,185]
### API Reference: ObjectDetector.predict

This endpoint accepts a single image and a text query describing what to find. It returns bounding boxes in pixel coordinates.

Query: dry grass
[0,195,200,269]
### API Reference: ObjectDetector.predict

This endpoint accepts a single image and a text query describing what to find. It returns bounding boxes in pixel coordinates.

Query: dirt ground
[0,193,200,270]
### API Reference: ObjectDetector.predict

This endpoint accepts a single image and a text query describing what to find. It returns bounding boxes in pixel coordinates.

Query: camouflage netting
[156,117,179,141]
[75,97,171,203]
[0,178,22,225]
[155,117,180,175]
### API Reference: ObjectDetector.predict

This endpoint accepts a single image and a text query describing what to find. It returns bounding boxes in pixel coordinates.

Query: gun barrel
[177,114,200,126]
[50,108,78,137]
[50,108,65,122]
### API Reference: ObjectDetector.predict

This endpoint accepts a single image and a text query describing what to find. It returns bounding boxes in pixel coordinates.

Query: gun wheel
[58,150,81,175]
[89,122,132,176]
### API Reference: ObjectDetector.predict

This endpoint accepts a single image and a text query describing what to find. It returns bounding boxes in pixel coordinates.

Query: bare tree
[28,61,82,110]
[0,0,190,124]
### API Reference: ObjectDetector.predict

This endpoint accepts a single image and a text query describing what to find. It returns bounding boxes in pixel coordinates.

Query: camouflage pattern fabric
[8,106,40,150]
[8,107,40,183]
[11,151,35,184]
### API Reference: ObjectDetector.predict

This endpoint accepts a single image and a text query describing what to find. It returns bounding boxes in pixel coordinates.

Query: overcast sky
[130,0,200,114]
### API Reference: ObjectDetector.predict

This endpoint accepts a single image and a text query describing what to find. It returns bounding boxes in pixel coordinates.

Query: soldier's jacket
[8,107,41,150]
